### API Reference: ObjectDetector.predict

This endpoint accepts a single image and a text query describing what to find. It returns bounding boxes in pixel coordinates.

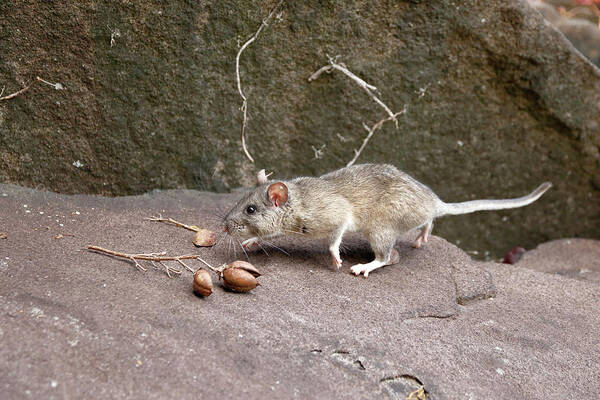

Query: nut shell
[193,229,217,247]
[222,267,259,293]
[193,269,213,297]
[226,260,261,277]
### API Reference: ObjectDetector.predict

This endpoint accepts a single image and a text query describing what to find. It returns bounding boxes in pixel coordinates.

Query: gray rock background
[1,185,599,399]
[1,0,599,258]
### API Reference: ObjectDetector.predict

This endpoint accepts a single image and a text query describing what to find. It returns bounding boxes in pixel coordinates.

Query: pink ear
[267,182,288,207]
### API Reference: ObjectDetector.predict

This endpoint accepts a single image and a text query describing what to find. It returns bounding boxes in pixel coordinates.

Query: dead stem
[0,76,64,101]
[235,0,284,163]
[346,108,407,167]
[0,78,37,101]
[87,245,211,277]
[309,58,431,166]
[145,216,200,232]
[309,55,396,124]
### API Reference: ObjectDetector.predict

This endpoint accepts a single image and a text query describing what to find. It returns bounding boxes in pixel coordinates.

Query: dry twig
[145,216,200,232]
[235,0,284,163]
[0,78,38,101]
[346,108,407,167]
[87,245,220,278]
[0,76,64,101]
[309,55,397,125]
[88,245,208,277]
[309,58,431,167]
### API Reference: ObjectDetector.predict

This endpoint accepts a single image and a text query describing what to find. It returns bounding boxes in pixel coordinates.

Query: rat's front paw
[331,254,342,269]
[242,237,261,249]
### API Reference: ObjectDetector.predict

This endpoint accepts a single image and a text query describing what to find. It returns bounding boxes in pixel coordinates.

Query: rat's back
[320,164,440,232]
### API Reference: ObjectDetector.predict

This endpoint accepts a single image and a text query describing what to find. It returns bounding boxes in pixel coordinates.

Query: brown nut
[193,229,217,247]
[222,267,259,293]
[226,260,261,277]
[193,269,213,297]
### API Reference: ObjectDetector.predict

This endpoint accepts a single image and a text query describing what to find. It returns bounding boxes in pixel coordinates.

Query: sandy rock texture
[1,185,598,399]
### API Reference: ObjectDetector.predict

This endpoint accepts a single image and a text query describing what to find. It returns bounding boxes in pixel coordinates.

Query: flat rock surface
[517,238,600,283]
[0,185,598,399]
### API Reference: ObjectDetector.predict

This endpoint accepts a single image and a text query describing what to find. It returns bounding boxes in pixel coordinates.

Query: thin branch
[145,216,200,232]
[346,108,407,167]
[309,56,396,125]
[235,0,284,163]
[312,62,431,167]
[37,77,64,90]
[196,256,219,274]
[176,259,195,273]
[0,78,37,101]
[88,245,210,277]
[88,245,201,261]
[0,76,64,101]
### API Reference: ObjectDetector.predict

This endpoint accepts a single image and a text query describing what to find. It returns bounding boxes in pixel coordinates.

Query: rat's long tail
[436,182,552,217]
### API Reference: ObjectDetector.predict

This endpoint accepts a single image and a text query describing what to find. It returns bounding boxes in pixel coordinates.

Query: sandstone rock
[555,17,600,66]
[0,185,598,399]
[517,238,600,282]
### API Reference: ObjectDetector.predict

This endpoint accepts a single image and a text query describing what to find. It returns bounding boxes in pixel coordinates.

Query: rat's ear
[256,169,272,186]
[267,182,288,207]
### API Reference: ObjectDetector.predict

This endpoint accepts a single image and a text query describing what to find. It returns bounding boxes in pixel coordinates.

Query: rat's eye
[246,205,257,215]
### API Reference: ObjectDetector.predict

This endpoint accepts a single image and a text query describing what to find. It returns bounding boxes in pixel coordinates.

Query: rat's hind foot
[412,221,433,248]
[389,249,400,265]
[350,260,387,278]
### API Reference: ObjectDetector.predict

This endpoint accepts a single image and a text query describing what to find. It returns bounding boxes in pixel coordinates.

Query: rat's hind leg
[351,230,397,278]
[412,221,433,248]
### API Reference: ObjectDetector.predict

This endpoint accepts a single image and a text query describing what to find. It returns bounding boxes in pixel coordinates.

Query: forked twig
[346,108,407,167]
[87,245,212,277]
[309,58,431,166]
[309,55,397,124]
[236,0,284,162]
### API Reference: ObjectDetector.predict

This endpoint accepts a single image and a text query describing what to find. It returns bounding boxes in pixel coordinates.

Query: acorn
[193,229,217,247]
[193,268,213,297]
[221,265,260,293]
[226,260,261,277]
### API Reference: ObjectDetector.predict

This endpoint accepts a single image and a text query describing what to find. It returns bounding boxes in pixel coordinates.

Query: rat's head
[224,177,289,239]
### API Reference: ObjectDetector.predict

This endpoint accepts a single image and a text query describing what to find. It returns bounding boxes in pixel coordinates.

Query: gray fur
[224,164,552,277]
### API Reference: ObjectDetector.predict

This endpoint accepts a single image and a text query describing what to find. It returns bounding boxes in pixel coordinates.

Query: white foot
[242,237,261,249]
[331,253,342,269]
[350,260,386,278]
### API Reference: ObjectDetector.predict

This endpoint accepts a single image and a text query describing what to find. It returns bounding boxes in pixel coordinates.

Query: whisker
[257,242,270,256]
[237,238,250,261]
[213,231,227,248]
[282,229,309,236]
[262,240,290,256]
